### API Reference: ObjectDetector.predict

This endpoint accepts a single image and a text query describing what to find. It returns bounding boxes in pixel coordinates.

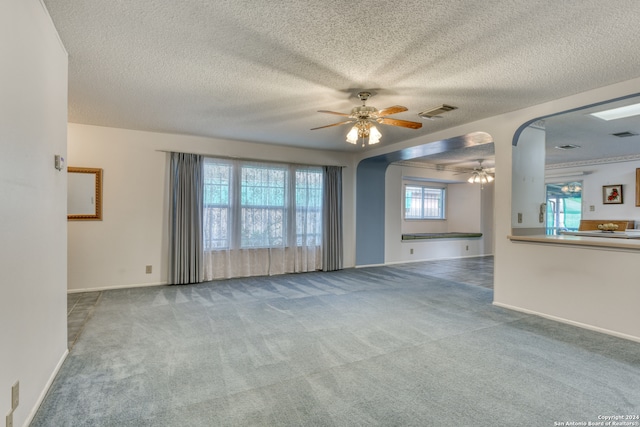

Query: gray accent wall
[355,158,389,266]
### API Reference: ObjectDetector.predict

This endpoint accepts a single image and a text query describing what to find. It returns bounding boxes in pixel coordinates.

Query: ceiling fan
[467,159,494,188]
[311,91,422,146]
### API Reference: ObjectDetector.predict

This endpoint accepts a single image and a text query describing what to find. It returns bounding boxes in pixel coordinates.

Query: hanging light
[346,126,359,144]
[467,160,494,189]
[561,183,582,193]
[467,171,494,184]
[345,120,382,146]
[368,126,381,144]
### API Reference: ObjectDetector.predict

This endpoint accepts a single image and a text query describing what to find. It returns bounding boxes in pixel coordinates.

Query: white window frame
[404,184,446,220]
[202,158,323,251]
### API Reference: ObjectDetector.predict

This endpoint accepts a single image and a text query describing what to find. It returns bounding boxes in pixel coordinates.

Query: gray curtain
[168,153,204,284]
[322,166,343,271]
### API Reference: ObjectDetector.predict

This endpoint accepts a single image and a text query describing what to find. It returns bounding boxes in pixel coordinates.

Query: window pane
[203,161,232,249]
[423,188,442,218]
[405,185,423,219]
[241,165,287,247]
[296,168,323,246]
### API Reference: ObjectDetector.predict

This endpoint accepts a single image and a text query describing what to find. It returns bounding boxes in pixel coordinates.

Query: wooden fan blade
[317,110,351,117]
[378,117,423,129]
[376,105,408,117]
[310,120,353,130]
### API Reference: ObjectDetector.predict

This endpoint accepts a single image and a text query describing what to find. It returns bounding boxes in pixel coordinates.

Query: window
[295,168,323,246]
[203,161,232,249]
[405,185,445,219]
[202,158,323,251]
[241,165,287,247]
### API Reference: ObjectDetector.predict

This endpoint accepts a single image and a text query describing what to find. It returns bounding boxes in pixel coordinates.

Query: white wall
[67,124,356,291]
[481,180,495,254]
[384,163,492,264]
[359,76,640,342]
[447,183,482,232]
[512,126,546,232]
[0,1,68,426]
[547,160,640,225]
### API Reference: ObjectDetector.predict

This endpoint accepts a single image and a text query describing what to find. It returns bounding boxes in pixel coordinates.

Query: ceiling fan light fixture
[312,91,422,147]
[346,126,359,144]
[467,160,494,187]
[369,126,381,144]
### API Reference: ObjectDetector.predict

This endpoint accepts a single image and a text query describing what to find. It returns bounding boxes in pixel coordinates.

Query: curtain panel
[168,153,204,284]
[322,166,343,271]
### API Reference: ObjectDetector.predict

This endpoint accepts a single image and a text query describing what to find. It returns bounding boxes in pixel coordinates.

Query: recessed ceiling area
[544,95,640,166]
[396,144,496,172]
[391,93,640,176]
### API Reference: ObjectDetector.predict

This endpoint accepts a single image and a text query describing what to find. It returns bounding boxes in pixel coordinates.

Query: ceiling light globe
[346,126,359,144]
[368,126,382,144]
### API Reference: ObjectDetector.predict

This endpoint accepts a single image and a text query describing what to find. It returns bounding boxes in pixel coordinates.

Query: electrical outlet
[11,381,18,410]
[590,205,595,212]
[145,265,152,274]
[517,213,523,223]
[410,248,414,255]
[6,411,13,427]
[466,245,469,251]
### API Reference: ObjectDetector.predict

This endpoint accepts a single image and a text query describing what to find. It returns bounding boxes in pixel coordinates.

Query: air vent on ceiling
[554,144,581,150]
[418,104,458,119]
[611,131,638,138]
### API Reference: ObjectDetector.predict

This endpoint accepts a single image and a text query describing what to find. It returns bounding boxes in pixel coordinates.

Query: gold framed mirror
[68,167,103,220]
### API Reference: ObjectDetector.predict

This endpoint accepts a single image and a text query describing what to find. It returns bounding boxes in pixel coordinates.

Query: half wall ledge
[508,234,640,251]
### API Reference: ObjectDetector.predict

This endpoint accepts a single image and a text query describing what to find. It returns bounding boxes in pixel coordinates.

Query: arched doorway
[355,131,494,266]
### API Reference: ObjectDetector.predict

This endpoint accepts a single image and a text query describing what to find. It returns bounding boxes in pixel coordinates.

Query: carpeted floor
[67,291,102,350]
[33,256,640,426]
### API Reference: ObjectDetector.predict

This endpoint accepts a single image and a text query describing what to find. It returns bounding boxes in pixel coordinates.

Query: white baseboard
[355,263,386,268]
[493,301,640,344]
[24,348,69,427]
[383,253,493,266]
[68,281,167,293]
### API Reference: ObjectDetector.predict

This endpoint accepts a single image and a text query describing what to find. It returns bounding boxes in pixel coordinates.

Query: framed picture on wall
[603,184,623,204]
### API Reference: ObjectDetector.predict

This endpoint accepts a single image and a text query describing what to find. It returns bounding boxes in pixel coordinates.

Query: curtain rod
[155,150,347,168]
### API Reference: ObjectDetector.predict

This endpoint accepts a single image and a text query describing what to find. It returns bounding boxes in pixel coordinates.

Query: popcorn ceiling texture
[43,0,640,151]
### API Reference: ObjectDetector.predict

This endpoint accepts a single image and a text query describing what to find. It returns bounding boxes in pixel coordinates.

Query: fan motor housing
[351,106,377,118]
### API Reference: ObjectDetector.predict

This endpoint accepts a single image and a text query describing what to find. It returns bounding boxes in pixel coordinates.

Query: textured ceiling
[43,0,640,153]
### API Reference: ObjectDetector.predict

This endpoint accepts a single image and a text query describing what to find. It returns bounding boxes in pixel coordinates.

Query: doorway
[545,181,582,235]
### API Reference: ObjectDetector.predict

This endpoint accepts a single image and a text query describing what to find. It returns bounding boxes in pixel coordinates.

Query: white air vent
[418,104,458,119]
